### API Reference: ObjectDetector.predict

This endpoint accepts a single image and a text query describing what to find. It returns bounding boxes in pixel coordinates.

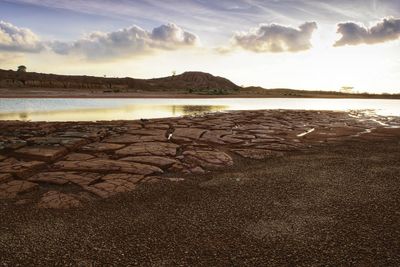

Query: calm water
[0,98,399,122]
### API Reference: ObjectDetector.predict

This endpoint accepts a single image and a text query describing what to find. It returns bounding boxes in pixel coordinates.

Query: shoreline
[1,89,400,100]
[2,94,400,99]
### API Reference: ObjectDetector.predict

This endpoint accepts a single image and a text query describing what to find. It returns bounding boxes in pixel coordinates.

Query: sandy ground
[1,139,400,266]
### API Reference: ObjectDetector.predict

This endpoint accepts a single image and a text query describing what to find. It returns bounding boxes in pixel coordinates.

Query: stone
[0,160,45,178]
[29,172,69,185]
[101,173,144,184]
[28,172,100,186]
[83,178,137,198]
[123,124,142,130]
[148,176,185,182]
[121,156,177,168]
[64,153,95,161]
[38,191,82,209]
[183,150,233,170]
[236,124,270,131]
[254,134,279,139]
[221,135,243,144]
[303,127,364,141]
[143,123,170,130]
[81,142,125,152]
[115,142,179,157]
[0,109,398,207]
[55,131,106,140]
[0,173,13,184]
[172,128,207,141]
[14,146,68,162]
[232,134,256,140]
[232,149,284,160]
[0,180,38,199]
[104,134,166,144]
[372,127,400,137]
[249,129,277,135]
[27,137,87,150]
[141,176,162,184]
[250,138,280,144]
[200,130,230,144]
[126,129,166,136]
[359,127,400,141]
[0,137,27,150]
[254,143,298,151]
[190,166,206,174]
[168,163,185,173]
[54,159,163,176]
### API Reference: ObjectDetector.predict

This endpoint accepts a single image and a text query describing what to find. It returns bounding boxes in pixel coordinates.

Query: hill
[0,69,399,98]
[0,69,240,94]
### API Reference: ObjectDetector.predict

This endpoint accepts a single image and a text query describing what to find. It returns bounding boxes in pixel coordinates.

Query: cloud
[0,20,44,52]
[230,22,317,53]
[50,23,199,60]
[334,17,400,46]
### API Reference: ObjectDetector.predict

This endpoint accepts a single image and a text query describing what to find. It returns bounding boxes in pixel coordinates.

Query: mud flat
[1,110,400,265]
[1,109,399,207]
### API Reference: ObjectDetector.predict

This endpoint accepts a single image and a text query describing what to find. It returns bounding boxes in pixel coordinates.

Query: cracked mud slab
[0,109,399,209]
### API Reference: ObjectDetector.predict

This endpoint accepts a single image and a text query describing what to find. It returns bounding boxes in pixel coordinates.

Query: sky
[1,0,400,93]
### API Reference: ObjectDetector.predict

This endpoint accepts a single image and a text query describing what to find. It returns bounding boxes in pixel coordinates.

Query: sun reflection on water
[0,104,228,122]
[0,98,399,122]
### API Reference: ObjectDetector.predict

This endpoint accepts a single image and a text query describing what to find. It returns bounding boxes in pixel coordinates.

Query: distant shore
[1,88,400,99]
[2,69,399,99]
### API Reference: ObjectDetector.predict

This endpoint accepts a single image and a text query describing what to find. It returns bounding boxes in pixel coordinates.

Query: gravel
[1,139,400,266]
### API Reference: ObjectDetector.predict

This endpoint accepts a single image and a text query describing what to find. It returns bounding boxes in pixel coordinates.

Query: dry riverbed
[0,110,400,265]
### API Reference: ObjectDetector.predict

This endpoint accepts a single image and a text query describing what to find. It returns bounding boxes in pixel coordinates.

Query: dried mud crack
[1,110,400,265]
[1,109,399,209]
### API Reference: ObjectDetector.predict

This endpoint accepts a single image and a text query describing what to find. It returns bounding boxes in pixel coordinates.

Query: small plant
[17,65,27,72]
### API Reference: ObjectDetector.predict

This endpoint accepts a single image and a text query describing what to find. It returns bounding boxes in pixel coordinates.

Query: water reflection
[0,104,228,122]
[0,98,399,122]
[175,105,226,114]
[19,112,28,120]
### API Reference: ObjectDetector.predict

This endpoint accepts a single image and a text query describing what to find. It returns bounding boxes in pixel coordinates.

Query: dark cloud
[51,23,199,59]
[334,17,400,46]
[0,20,44,52]
[231,22,317,53]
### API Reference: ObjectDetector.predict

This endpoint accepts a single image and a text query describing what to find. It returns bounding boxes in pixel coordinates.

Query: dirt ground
[1,138,399,266]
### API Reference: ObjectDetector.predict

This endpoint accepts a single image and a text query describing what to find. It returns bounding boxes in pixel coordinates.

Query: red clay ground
[0,110,400,265]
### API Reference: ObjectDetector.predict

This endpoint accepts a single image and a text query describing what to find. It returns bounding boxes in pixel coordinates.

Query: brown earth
[0,133,399,265]
[0,110,400,265]
[1,109,399,208]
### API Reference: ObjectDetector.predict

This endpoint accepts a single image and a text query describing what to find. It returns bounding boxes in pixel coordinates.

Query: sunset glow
[1,0,400,93]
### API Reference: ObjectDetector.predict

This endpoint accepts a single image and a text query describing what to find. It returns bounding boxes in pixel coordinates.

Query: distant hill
[0,69,240,94]
[241,86,400,99]
[149,72,240,92]
[0,69,399,98]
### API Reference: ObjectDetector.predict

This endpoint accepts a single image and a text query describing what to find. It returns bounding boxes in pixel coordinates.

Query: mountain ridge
[0,69,241,94]
[1,68,399,99]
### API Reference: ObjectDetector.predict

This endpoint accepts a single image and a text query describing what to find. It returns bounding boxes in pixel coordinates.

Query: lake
[0,98,399,122]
